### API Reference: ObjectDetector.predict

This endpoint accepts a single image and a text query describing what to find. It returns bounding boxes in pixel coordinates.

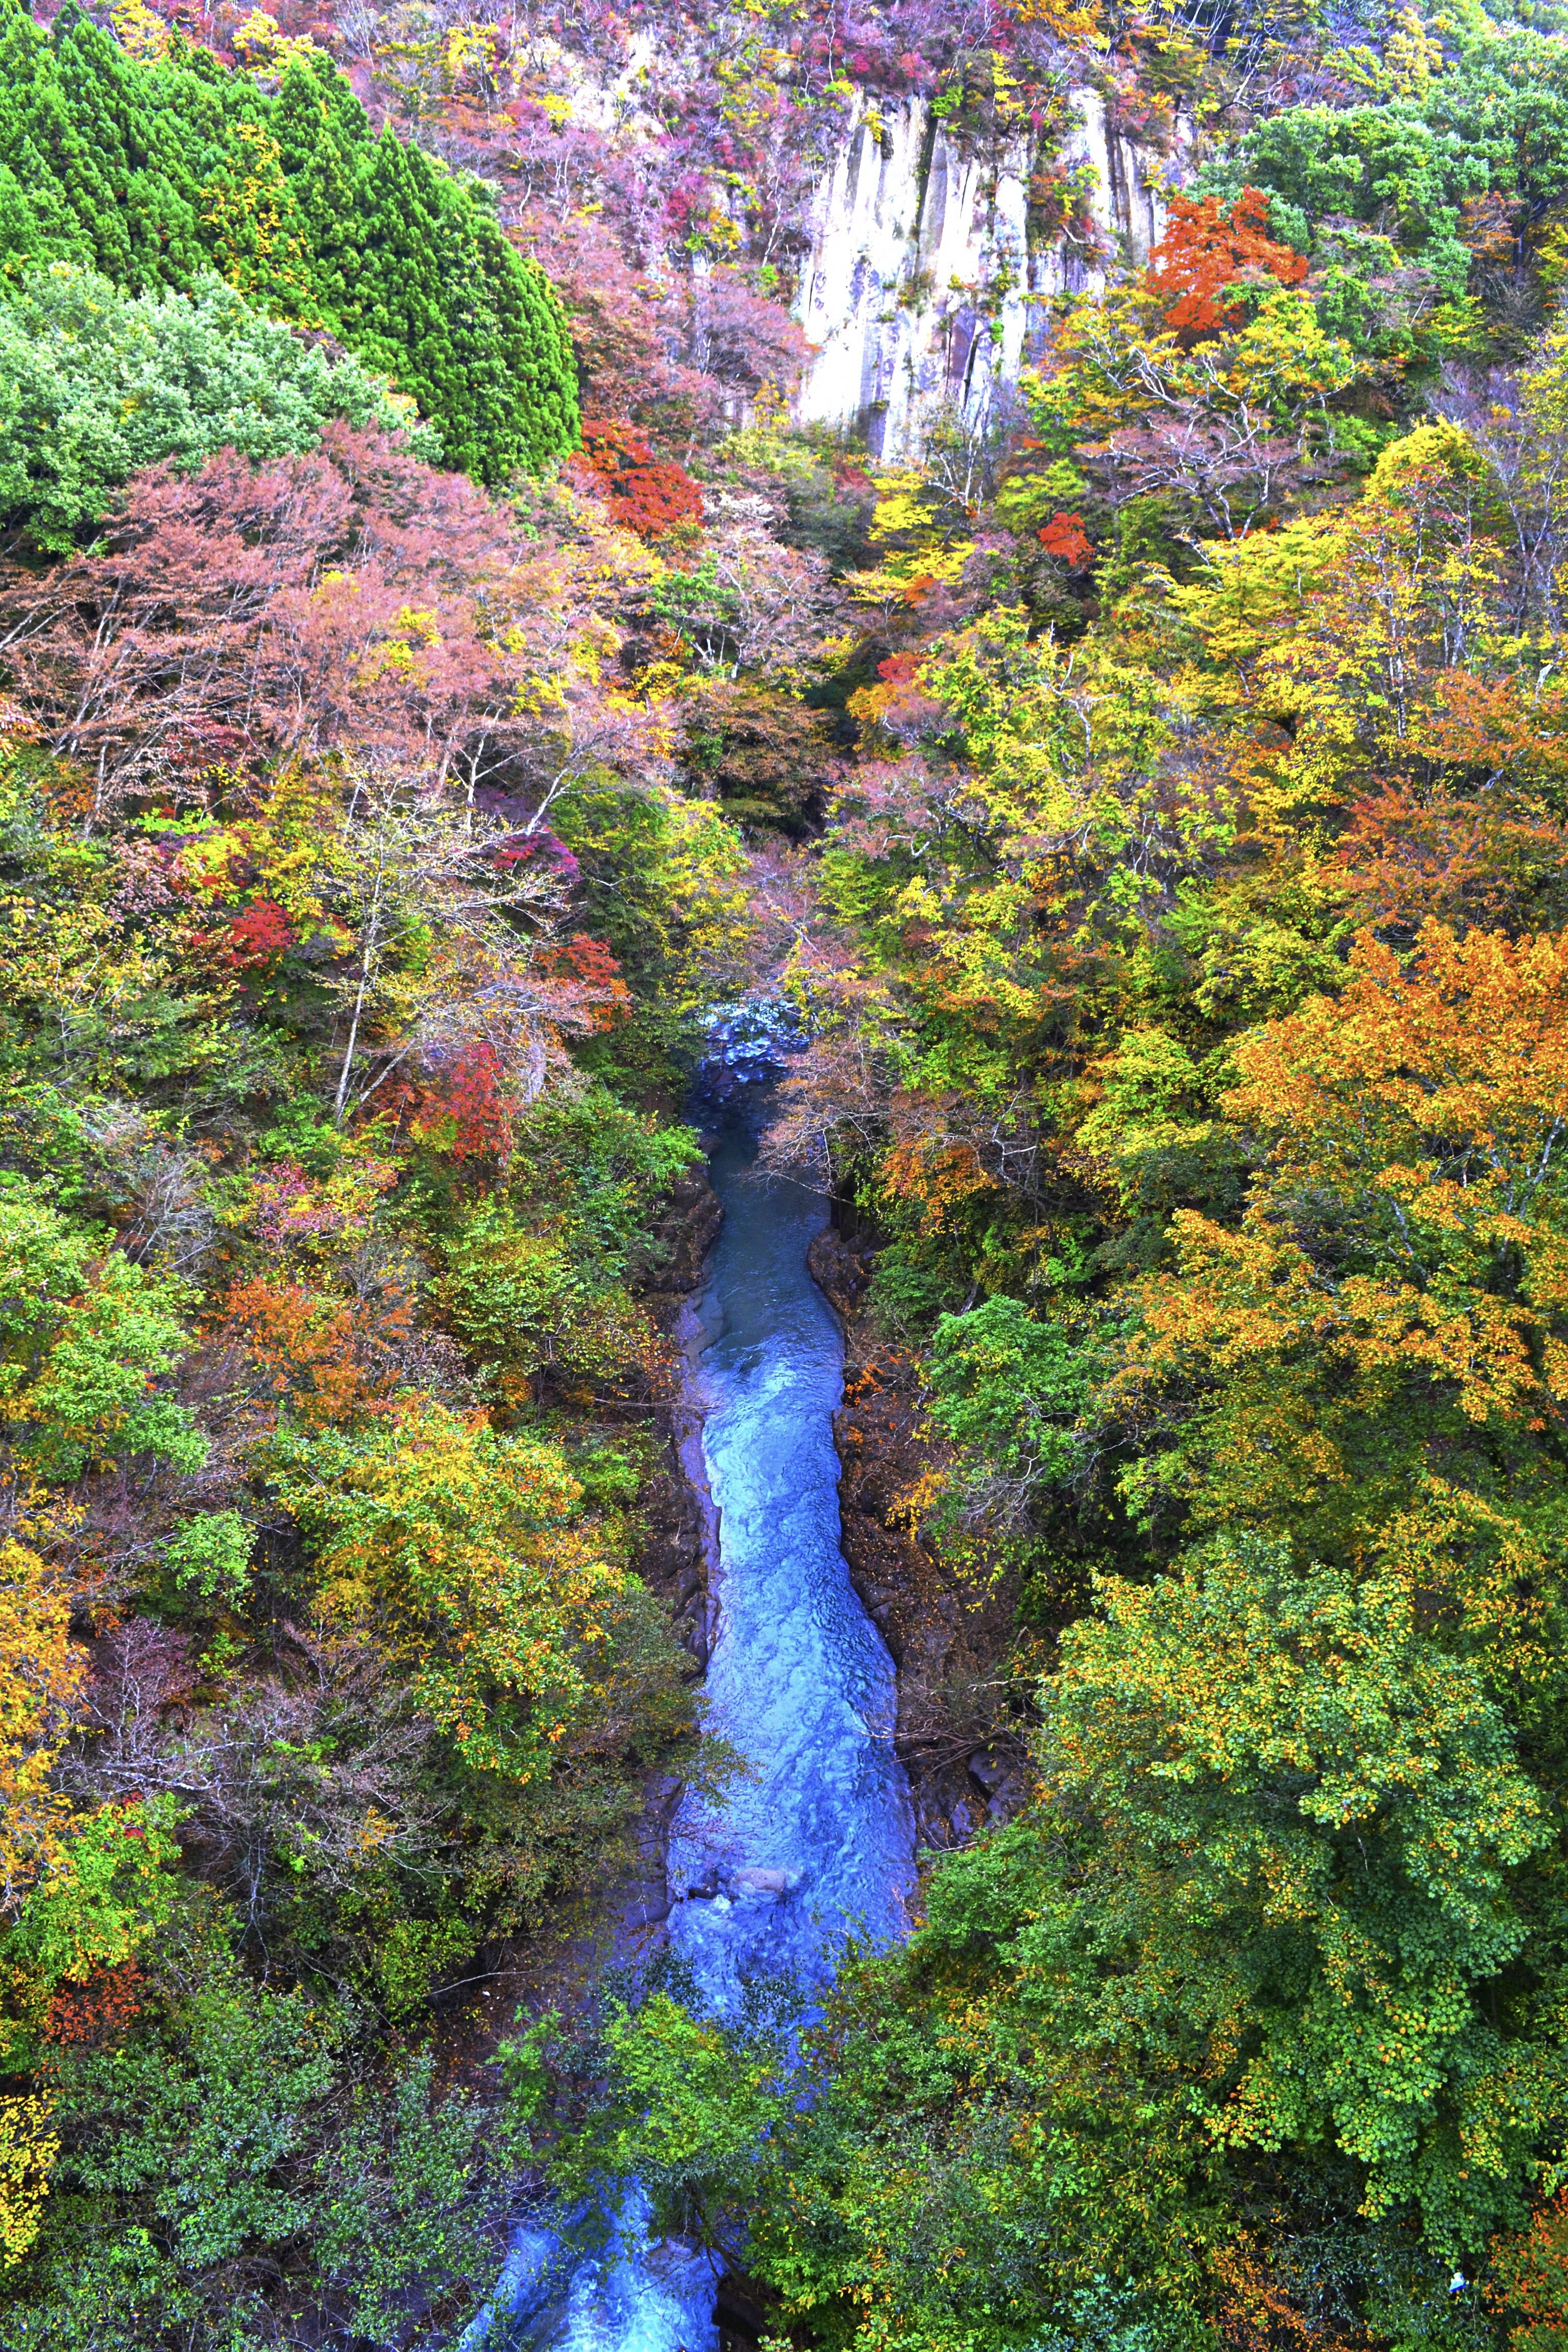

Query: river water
[480,1111,917,2351]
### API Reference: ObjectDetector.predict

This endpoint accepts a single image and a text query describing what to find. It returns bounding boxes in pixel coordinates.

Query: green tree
[0,264,438,552]
[0,0,578,486]
[1037,1540,1554,2252]
[0,1179,204,1483]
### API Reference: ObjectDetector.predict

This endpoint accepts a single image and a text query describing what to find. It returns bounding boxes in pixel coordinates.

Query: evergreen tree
[45,1,204,289]
[195,111,317,320]
[0,0,578,484]
[272,50,368,327]
[468,203,580,476]
[0,8,90,280]
[341,128,462,449]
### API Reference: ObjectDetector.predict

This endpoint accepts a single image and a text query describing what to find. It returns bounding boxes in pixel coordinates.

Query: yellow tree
[1104,922,1568,1660]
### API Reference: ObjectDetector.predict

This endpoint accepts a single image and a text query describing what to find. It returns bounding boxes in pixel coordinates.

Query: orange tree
[1149,186,1310,344]
[1102,921,1568,1585]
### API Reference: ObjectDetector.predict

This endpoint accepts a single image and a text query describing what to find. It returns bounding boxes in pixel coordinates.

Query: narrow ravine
[668,1110,919,1988]
[483,1107,918,2352]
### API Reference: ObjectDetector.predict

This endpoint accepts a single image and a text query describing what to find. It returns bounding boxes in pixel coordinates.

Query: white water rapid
[469,1110,918,2352]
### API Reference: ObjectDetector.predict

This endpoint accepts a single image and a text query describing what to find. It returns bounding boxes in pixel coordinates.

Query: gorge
[8,0,1568,2346]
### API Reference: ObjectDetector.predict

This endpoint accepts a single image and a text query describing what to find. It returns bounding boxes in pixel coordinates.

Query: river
[476,1107,917,2351]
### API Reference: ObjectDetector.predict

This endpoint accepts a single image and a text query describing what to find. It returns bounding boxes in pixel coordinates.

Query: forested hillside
[6,0,1568,2343]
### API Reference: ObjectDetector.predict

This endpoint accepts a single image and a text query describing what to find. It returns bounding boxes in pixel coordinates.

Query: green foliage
[527,1538,1550,2342]
[340,122,576,481]
[310,2052,528,2344]
[505,1986,799,2255]
[0,0,577,486]
[435,1199,655,1387]
[925,1295,1095,1557]
[1205,26,1568,328]
[24,0,1568,2332]
[0,1179,203,1480]
[264,1401,629,1777]
[1202,106,1479,299]
[1042,1538,1551,2251]
[1,1909,519,2351]
[548,781,750,1093]
[518,1920,1217,2352]
[0,263,438,552]
[0,1795,185,2069]
[165,1512,254,1602]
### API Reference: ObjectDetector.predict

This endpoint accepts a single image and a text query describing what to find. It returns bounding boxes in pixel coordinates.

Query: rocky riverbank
[808,1229,1031,1852]
[630,1164,726,1673]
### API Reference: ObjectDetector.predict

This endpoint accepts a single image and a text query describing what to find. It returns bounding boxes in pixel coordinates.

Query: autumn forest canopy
[14,0,1568,2342]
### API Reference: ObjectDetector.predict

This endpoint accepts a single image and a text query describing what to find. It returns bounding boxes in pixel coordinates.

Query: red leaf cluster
[575,419,704,539]
[0,425,552,811]
[1489,2189,1568,2346]
[42,1961,145,2049]
[428,1041,512,1162]
[1037,511,1095,568]
[1149,186,1308,342]
[536,931,632,1030]
[225,899,296,967]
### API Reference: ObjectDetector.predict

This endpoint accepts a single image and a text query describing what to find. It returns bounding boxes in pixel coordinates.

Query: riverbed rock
[729,1866,798,1897]
[631,1165,724,1308]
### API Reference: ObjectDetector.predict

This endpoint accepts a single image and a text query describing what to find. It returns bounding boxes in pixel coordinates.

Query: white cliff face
[516,35,1175,457]
[792,86,1173,458]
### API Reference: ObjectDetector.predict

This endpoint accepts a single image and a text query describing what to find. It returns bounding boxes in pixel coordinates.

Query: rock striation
[794,84,1175,456]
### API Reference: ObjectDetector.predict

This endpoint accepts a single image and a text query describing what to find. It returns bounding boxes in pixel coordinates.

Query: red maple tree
[575,419,704,539]
[225,899,296,967]
[1037,511,1095,568]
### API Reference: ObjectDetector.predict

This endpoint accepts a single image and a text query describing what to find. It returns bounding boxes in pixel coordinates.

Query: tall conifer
[0,0,578,483]
[273,51,367,329]
[47,2,204,288]
[341,129,460,447]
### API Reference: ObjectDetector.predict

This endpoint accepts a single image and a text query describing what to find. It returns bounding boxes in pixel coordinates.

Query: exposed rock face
[603,1168,725,1952]
[522,32,1177,459]
[808,1228,1030,1850]
[632,1166,725,1671]
[795,84,1175,457]
[635,1164,725,1311]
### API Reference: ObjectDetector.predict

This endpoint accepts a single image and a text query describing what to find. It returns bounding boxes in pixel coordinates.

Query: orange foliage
[1338,782,1568,934]
[41,1959,144,2049]
[1491,2191,1568,2351]
[417,1042,513,1162]
[1037,511,1095,567]
[881,1136,999,1222]
[1419,669,1568,789]
[219,1277,406,1428]
[1005,0,1102,41]
[1211,2236,1362,2351]
[575,419,704,539]
[1149,186,1307,342]
[536,933,632,1031]
[1108,924,1568,1539]
[1227,923,1568,1260]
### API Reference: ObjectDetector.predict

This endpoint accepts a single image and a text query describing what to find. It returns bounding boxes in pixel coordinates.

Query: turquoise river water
[465,1112,917,2351]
